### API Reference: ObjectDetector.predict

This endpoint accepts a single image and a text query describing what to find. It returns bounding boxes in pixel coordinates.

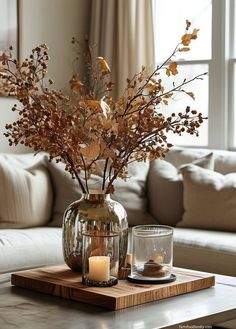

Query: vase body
[62,191,128,272]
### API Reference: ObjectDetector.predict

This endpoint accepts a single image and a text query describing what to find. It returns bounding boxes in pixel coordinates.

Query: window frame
[206,0,228,149]
[228,0,236,149]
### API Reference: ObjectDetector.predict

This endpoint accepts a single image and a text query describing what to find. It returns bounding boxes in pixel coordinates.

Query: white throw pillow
[178,164,236,232]
[147,153,214,226]
[0,156,53,228]
[47,160,156,227]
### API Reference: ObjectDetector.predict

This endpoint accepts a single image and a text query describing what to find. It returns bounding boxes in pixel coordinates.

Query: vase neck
[83,190,110,202]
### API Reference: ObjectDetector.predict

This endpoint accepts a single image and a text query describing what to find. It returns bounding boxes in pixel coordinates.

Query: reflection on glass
[153,0,212,62]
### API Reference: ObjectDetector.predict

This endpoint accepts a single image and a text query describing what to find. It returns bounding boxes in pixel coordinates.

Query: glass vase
[128,225,176,283]
[62,191,128,272]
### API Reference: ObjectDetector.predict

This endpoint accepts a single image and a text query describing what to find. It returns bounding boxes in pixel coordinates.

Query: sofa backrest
[165,147,236,174]
[0,152,156,228]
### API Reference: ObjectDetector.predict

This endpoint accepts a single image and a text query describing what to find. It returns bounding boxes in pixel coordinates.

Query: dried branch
[0,22,207,193]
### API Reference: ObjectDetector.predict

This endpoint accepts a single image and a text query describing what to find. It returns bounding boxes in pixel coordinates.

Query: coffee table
[0,268,236,329]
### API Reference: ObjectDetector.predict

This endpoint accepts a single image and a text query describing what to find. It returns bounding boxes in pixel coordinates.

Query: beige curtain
[89,0,155,99]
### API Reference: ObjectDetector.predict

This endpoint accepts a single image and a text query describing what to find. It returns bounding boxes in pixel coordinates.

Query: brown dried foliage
[0,21,207,193]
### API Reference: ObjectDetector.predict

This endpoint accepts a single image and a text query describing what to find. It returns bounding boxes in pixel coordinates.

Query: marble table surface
[0,270,236,329]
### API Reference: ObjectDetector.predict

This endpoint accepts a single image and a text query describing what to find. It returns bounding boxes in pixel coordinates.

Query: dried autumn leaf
[179,47,190,52]
[191,28,199,40]
[166,62,178,76]
[181,29,199,46]
[106,81,114,91]
[163,92,173,98]
[163,99,168,105]
[103,148,115,158]
[103,121,112,131]
[98,57,111,75]
[0,53,9,61]
[85,119,99,129]
[160,86,164,93]
[146,80,157,90]
[79,99,107,117]
[110,121,119,134]
[181,34,192,46]
[186,91,195,100]
[80,142,100,161]
[79,99,98,109]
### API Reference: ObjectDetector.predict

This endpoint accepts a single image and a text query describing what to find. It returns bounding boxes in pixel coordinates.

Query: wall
[0,0,91,153]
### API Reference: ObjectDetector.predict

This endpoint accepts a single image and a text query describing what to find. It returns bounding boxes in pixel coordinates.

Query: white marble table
[0,270,236,329]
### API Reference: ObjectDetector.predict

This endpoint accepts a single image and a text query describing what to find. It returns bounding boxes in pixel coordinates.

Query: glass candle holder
[128,225,176,284]
[82,230,119,287]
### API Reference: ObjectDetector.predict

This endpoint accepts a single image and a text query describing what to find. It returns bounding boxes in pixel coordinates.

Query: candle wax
[89,256,110,282]
[126,253,132,266]
[154,255,164,263]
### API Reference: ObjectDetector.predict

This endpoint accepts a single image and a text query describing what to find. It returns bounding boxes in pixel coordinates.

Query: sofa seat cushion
[0,227,64,273]
[173,228,236,276]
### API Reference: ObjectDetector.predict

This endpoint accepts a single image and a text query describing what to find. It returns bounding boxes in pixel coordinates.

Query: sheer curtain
[89,0,155,99]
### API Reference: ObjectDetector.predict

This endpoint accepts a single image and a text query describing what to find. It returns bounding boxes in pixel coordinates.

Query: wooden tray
[11,265,215,310]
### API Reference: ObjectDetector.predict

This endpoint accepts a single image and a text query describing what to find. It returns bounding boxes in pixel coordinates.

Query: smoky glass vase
[62,191,128,272]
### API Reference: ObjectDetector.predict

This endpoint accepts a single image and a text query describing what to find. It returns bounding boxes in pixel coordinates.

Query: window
[0,0,18,97]
[153,0,235,150]
[0,0,18,58]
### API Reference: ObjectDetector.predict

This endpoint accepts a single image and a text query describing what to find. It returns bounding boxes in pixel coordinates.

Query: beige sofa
[0,148,235,276]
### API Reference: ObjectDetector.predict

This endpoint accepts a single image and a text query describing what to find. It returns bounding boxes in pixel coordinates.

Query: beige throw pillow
[147,153,214,226]
[0,157,53,228]
[178,164,236,232]
[48,160,156,227]
[112,162,157,226]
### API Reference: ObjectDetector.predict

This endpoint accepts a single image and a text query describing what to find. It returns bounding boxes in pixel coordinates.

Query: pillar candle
[126,253,132,266]
[88,256,110,282]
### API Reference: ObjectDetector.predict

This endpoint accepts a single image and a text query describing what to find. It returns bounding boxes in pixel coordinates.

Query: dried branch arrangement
[0,21,207,193]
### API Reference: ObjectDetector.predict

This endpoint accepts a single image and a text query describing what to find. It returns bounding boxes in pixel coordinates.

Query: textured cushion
[147,153,214,226]
[0,155,52,228]
[0,227,63,273]
[178,164,236,231]
[48,160,156,227]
